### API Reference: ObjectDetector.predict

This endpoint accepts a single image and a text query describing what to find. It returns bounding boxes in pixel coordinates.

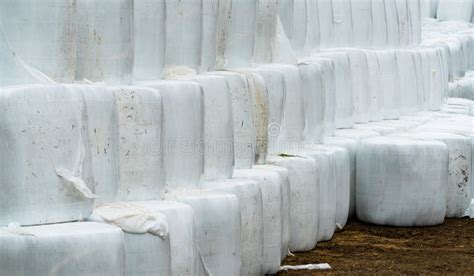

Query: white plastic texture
[201,179,264,276]
[76,0,133,84]
[135,81,204,191]
[133,0,166,80]
[323,136,358,217]
[165,0,202,70]
[395,0,411,47]
[174,191,241,276]
[233,169,284,275]
[0,222,125,275]
[357,137,448,226]
[200,0,220,72]
[335,128,381,141]
[112,86,165,201]
[0,85,94,226]
[317,0,335,48]
[332,0,354,48]
[254,165,291,261]
[317,51,353,129]
[346,50,370,123]
[437,0,473,22]
[0,0,76,82]
[289,0,310,56]
[267,156,318,252]
[365,51,383,122]
[408,0,422,46]
[371,0,388,48]
[377,50,401,119]
[298,62,325,144]
[384,0,400,47]
[80,85,119,204]
[314,58,337,136]
[351,0,373,48]
[399,132,472,218]
[396,50,420,115]
[254,0,278,64]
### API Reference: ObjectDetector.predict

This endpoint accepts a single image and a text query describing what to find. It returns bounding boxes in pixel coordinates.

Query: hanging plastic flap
[136,80,204,191]
[112,86,165,201]
[267,156,319,252]
[233,169,284,275]
[201,179,264,276]
[332,0,354,48]
[376,50,401,119]
[79,85,119,204]
[254,0,278,64]
[165,0,202,70]
[357,137,448,226]
[0,222,124,275]
[223,0,258,68]
[175,191,241,276]
[371,0,388,48]
[0,0,76,82]
[298,63,325,144]
[0,84,94,226]
[133,0,166,81]
[76,0,133,84]
[437,0,473,22]
[317,0,334,48]
[351,0,373,48]
[399,132,471,218]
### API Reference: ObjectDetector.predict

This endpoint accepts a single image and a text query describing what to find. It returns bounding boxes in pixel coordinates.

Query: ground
[278,218,474,275]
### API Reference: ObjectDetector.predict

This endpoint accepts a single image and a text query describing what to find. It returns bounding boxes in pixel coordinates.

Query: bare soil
[278,218,474,275]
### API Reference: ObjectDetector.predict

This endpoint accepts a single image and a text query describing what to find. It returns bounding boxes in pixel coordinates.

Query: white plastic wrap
[351,0,373,48]
[396,50,420,115]
[314,58,337,136]
[346,50,370,123]
[317,51,354,129]
[254,165,290,261]
[289,0,310,56]
[332,0,354,48]
[174,191,241,276]
[399,132,472,218]
[298,62,325,144]
[437,0,473,22]
[201,179,264,276]
[395,0,411,47]
[76,0,133,84]
[0,0,76,82]
[80,85,119,204]
[0,222,125,275]
[233,169,284,275]
[135,81,204,190]
[377,50,401,119]
[384,0,400,47]
[317,0,335,48]
[366,51,383,122]
[267,156,318,252]
[165,0,202,70]
[371,0,388,48]
[408,0,422,46]
[254,0,278,64]
[200,0,220,72]
[112,86,165,201]
[0,85,94,226]
[335,128,381,141]
[357,137,448,226]
[133,0,166,80]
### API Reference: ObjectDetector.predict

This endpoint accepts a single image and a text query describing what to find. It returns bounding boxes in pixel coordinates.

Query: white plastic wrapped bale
[366,51,383,122]
[408,0,422,46]
[112,86,165,201]
[79,85,119,204]
[323,137,358,217]
[395,0,411,47]
[0,84,94,226]
[223,0,258,68]
[377,50,401,119]
[133,0,166,80]
[384,0,401,47]
[165,0,202,70]
[313,57,337,135]
[331,0,354,48]
[316,51,354,129]
[258,64,305,153]
[174,191,241,276]
[334,128,381,141]
[305,145,351,230]
[424,47,445,110]
[254,165,290,261]
[396,50,421,115]
[398,132,472,218]
[449,78,474,101]
[201,179,264,276]
[345,49,371,123]
[437,0,473,22]
[298,62,325,144]
[233,169,284,275]
[0,222,124,275]
[76,0,133,84]
[88,203,171,275]
[0,0,76,82]
[317,0,335,48]
[134,81,204,191]
[351,0,373,48]
[254,0,278,64]
[353,123,400,136]
[267,156,318,252]
[371,0,388,48]
[287,0,310,56]
[201,0,221,72]
[179,75,234,181]
[356,137,448,226]
[0,25,53,87]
